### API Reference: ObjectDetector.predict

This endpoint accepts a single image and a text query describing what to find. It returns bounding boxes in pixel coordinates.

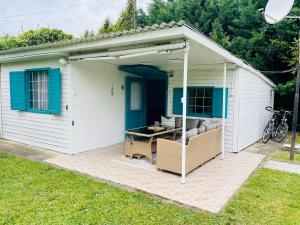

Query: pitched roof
[0,20,276,88]
[0,20,186,55]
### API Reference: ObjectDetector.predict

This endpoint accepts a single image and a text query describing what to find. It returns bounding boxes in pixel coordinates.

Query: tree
[136,0,299,116]
[0,28,72,51]
[99,18,114,35]
[98,0,137,34]
[82,30,96,39]
[210,19,229,48]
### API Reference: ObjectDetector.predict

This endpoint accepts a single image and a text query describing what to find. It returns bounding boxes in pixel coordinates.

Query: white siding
[70,61,126,154]
[0,58,70,153]
[168,69,236,152]
[237,67,274,151]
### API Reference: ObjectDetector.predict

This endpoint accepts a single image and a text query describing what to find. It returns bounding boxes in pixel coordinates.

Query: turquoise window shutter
[213,88,229,118]
[173,88,183,114]
[9,71,26,110]
[48,68,61,114]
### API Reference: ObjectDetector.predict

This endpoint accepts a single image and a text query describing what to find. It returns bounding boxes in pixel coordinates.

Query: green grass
[287,135,300,144]
[1,151,300,225]
[272,150,300,164]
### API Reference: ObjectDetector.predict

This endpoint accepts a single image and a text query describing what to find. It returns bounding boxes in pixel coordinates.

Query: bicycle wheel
[262,124,271,143]
[275,124,288,142]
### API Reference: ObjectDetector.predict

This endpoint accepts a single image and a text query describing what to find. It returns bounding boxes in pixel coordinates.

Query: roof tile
[0,20,186,55]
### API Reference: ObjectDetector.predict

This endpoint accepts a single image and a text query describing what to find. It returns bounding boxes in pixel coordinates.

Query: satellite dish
[264,0,294,24]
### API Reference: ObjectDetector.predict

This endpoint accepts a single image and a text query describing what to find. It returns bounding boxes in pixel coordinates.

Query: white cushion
[202,120,212,127]
[206,123,217,131]
[161,116,175,128]
[198,124,206,134]
[215,121,223,128]
[186,128,198,139]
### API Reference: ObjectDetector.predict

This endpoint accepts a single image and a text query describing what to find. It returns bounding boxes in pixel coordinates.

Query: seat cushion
[214,121,223,128]
[175,117,202,130]
[161,116,175,128]
[186,128,198,139]
[186,118,200,130]
[201,120,219,131]
[206,123,217,131]
[198,124,206,134]
[175,117,182,128]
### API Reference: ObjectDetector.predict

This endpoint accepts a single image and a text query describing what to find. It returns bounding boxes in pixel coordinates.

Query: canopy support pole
[222,62,227,160]
[181,42,189,184]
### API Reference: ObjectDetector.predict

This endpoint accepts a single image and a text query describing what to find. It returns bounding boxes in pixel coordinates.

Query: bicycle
[262,106,281,143]
[275,110,292,142]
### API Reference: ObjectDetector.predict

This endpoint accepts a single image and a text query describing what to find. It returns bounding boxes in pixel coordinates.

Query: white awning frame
[181,43,227,184]
[181,42,189,184]
[69,42,186,61]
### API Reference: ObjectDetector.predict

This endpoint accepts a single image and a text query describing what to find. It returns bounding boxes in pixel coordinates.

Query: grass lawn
[1,151,300,225]
[272,150,300,164]
[287,135,300,144]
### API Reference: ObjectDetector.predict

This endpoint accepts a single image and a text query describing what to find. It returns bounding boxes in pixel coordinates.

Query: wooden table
[124,126,182,163]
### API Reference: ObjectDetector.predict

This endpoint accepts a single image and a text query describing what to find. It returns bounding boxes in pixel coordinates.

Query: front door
[125,77,146,130]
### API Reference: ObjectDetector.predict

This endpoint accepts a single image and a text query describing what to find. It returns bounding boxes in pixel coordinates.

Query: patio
[45,143,264,213]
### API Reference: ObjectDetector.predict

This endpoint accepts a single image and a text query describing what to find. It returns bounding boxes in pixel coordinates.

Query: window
[9,68,61,114]
[130,82,142,110]
[172,87,228,118]
[28,70,49,111]
[188,87,213,116]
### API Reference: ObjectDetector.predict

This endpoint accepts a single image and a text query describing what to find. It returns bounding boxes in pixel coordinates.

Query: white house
[0,21,275,156]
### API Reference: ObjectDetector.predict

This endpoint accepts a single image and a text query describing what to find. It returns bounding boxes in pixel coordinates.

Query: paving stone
[45,143,264,213]
[264,160,300,175]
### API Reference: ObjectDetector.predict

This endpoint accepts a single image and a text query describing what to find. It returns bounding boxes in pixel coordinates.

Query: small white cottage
[0,21,275,155]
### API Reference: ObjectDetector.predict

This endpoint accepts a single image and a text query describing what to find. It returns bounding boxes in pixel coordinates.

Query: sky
[0,0,152,37]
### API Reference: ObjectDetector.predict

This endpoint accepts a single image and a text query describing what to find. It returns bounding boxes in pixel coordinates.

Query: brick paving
[45,144,264,213]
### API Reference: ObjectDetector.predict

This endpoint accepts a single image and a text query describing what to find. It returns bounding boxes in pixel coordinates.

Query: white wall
[70,61,126,154]
[0,58,70,153]
[168,69,236,152]
[237,67,274,151]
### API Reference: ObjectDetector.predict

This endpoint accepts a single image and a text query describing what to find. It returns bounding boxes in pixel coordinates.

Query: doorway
[146,79,167,126]
[125,77,167,130]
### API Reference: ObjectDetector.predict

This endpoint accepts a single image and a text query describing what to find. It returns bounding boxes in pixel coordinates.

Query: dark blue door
[125,77,146,130]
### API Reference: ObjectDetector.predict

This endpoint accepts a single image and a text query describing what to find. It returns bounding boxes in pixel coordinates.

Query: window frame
[25,68,51,114]
[187,86,214,118]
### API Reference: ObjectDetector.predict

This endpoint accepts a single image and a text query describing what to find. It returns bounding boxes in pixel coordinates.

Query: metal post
[291,65,300,160]
[181,43,189,184]
[133,0,137,29]
[222,63,227,160]
[291,32,300,161]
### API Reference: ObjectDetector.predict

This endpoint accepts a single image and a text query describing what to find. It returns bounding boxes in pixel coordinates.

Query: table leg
[129,135,135,159]
[172,131,177,141]
[148,137,154,164]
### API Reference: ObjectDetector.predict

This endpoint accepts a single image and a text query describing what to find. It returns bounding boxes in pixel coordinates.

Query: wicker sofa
[156,127,222,175]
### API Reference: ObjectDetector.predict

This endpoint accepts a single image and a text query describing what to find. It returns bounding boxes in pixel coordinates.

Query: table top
[125,126,181,138]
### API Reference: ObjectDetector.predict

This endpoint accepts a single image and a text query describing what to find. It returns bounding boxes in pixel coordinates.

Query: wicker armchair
[156,127,222,175]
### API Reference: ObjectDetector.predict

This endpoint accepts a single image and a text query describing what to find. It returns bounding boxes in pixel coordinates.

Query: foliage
[98,0,136,34]
[0,28,73,51]
[277,80,296,96]
[0,0,298,111]
[1,151,300,224]
[289,38,299,69]
[137,0,299,109]
[82,30,96,39]
[210,19,229,48]
[99,18,114,35]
